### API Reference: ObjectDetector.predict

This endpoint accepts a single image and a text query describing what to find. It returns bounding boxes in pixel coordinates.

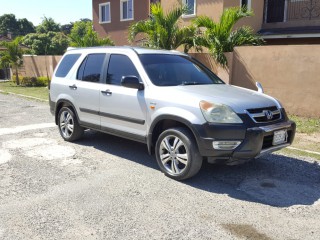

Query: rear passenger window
[77,54,106,82]
[55,54,81,77]
[106,54,139,85]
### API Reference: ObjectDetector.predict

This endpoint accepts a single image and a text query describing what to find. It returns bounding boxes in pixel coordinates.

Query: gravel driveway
[0,93,319,240]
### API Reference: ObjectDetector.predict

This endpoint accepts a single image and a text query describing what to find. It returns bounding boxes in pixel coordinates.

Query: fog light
[212,141,242,150]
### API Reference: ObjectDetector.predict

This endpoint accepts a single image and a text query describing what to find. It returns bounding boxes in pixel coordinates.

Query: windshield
[139,54,224,86]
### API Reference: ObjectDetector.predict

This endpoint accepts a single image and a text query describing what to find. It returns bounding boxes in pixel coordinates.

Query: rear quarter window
[55,54,81,77]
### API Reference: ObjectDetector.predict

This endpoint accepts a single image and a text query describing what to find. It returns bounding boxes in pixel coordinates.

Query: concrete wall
[19,56,62,78]
[229,45,320,117]
[192,45,320,117]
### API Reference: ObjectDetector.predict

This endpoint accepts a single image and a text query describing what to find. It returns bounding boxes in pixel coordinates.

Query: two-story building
[92,0,159,45]
[92,0,320,46]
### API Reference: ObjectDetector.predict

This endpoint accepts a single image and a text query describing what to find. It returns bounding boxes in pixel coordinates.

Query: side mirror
[256,82,264,93]
[121,76,144,90]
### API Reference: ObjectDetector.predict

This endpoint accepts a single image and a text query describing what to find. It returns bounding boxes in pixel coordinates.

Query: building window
[99,2,111,23]
[120,0,134,21]
[182,0,196,17]
[240,0,251,10]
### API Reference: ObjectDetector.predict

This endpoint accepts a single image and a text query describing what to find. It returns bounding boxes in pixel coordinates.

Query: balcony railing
[265,0,320,23]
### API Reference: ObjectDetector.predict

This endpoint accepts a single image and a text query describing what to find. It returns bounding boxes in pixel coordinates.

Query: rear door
[71,53,106,127]
[99,54,147,142]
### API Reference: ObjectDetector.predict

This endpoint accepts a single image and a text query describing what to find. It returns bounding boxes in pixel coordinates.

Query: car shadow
[77,131,320,208]
[77,130,158,170]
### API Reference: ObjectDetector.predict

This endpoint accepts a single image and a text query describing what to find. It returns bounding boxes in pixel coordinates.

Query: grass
[289,114,320,134]
[280,114,320,161]
[279,148,320,161]
[0,81,49,101]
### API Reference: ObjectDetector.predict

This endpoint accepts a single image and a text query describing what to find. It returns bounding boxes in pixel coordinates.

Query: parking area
[0,93,319,240]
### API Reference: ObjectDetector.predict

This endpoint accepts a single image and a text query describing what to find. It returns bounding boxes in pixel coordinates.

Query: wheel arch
[147,115,200,155]
[55,99,79,125]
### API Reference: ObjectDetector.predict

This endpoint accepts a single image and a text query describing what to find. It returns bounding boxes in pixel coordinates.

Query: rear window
[55,54,81,77]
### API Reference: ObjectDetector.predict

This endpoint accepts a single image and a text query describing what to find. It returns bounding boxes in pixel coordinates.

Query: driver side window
[106,54,140,85]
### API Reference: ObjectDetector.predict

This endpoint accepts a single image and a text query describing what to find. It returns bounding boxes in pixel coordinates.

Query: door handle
[69,84,77,90]
[101,89,112,95]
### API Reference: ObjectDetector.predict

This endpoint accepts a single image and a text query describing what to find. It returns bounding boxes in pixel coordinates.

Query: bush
[36,77,50,86]
[11,75,23,84]
[20,76,49,87]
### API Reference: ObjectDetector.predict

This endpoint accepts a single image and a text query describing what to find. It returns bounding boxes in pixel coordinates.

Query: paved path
[0,93,319,240]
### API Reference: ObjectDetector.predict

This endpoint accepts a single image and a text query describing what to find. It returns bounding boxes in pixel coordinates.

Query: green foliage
[61,23,74,35]
[128,3,199,53]
[36,17,60,33]
[17,18,36,35]
[194,7,264,67]
[69,21,114,47]
[0,14,35,36]
[0,14,18,36]
[0,37,24,85]
[22,31,69,55]
[289,115,320,134]
[20,76,49,87]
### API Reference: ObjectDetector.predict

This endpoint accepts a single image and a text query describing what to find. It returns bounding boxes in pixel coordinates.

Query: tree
[22,31,68,55]
[61,22,74,35]
[128,3,198,53]
[0,37,24,85]
[0,14,35,36]
[194,7,264,67]
[0,14,18,36]
[36,17,60,33]
[17,18,35,35]
[69,21,114,47]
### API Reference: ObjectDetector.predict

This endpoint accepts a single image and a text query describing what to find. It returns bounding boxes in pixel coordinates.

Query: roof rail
[67,47,77,51]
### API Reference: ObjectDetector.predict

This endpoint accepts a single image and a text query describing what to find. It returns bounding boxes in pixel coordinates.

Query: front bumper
[195,120,296,164]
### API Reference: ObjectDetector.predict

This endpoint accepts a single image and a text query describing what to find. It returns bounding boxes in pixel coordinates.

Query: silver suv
[49,47,296,180]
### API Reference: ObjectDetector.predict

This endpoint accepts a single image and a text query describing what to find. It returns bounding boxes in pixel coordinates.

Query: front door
[99,54,147,142]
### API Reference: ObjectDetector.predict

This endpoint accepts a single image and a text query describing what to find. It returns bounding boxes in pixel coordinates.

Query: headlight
[199,101,243,123]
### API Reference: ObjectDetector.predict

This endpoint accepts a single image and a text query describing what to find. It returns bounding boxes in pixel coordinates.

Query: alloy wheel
[59,110,74,138]
[159,135,189,175]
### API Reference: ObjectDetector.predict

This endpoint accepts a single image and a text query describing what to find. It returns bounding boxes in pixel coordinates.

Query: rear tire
[155,127,203,180]
[58,107,84,141]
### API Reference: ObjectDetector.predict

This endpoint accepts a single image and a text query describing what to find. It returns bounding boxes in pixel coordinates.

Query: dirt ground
[0,93,319,240]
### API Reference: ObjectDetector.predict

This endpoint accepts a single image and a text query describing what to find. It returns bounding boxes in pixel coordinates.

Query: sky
[0,0,92,26]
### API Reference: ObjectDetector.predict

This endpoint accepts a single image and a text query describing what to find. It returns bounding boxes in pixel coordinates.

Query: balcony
[264,0,320,26]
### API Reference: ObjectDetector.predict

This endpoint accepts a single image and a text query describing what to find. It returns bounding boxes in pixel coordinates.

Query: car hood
[160,84,282,113]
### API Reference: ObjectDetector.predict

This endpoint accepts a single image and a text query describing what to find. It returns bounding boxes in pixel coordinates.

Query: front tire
[155,127,203,180]
[58,107,84,141]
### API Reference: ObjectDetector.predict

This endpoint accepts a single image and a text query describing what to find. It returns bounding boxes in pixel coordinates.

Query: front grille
[246,106,281,123]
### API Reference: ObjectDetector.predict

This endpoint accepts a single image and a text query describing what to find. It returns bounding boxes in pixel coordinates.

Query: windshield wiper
[180,81,205,86]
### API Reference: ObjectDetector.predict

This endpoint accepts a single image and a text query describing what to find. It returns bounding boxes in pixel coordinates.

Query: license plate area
[272,129,288,145]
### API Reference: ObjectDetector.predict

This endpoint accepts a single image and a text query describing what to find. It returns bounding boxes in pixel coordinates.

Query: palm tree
[194,7,264,67]
[0,37,24,85]
[128,3,199,53]
[69,21,114,47]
